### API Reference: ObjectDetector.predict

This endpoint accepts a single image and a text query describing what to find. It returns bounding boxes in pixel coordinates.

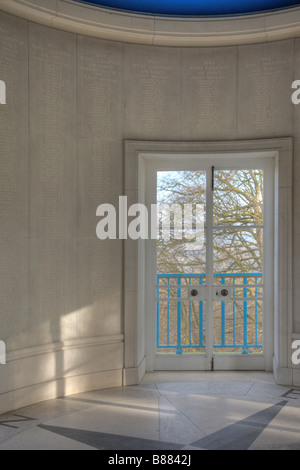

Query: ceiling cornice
[0,0,300,46]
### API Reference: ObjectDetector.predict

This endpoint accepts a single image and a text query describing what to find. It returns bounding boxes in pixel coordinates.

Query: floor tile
[159,396,205,444]
[0,372,299,450]
[156,380,254,397]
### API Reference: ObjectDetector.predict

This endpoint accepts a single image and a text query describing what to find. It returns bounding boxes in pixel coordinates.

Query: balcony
[157,273,263,355]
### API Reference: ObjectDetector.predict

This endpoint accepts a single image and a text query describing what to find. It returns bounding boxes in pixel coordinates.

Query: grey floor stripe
[191,400,288,450]
[37,400,288,450]
[37,424,185,450]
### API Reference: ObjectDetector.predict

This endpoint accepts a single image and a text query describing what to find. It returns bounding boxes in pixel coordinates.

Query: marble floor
[0,371,300,450]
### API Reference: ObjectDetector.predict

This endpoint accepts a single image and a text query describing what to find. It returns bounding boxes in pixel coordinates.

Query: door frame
[123,139,293,385]
[144,156,274,372]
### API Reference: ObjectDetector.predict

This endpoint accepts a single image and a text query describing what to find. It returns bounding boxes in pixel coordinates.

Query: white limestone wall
[0,9,299,412]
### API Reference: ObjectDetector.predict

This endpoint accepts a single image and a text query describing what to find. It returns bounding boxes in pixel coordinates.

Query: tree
[157,169,263,275]
[156,169,263,353]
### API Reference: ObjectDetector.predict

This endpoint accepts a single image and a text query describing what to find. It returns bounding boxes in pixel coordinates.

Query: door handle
[221,289,229,297]
[188,286,207,300]
[213,287,231,299]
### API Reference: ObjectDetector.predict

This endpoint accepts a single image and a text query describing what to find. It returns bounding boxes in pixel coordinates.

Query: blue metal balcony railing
[157,273,263,355]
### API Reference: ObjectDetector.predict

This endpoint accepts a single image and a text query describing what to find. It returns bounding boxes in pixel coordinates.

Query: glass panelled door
[146,155,274,371]
[155,170,208,370]
[211,167,272,371]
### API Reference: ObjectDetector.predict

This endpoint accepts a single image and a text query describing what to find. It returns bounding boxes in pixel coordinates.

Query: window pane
[213,169,263,227]
[214,228,263,275]
[157,171,206,276]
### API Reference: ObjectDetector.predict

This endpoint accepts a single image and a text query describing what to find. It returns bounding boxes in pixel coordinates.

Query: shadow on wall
[0,13,126,411]
[0,236,124,410]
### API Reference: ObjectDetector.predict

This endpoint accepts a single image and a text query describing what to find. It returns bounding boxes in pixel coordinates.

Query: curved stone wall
[0,2,299,413]
[0,0,300,46]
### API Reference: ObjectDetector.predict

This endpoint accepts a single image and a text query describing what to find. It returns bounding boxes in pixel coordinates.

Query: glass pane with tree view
[156,171,206,354]
[213,169,264,354]
[213,169,263,227]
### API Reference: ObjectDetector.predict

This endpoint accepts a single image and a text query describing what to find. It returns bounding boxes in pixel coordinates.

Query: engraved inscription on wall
[78,42,123,140]
[181,48,237,139]
[0,20,28,237]
[245,56,288,131]
[295,40,300,136]
[77,40,124,239]
[133,60,175,132]
[77,240,122,337]
[89,140,121,203]
[238,40,294,137]
[30,28,76,237]
[78,138,122,238]
[188,59,231,133]
[29,240,76,344]
[125,48,180,138]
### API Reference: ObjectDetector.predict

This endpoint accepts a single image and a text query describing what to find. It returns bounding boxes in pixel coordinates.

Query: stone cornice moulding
[6,334,124,362]
[0,0,300,46]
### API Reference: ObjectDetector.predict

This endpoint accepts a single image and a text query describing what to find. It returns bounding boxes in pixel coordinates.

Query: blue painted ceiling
[77,0,300,16]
